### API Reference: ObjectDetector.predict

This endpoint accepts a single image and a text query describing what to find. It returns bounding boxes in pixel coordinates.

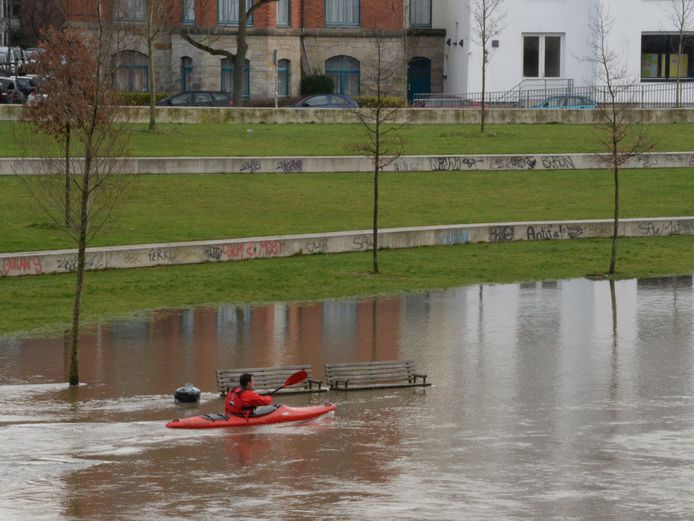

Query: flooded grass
[1,236,694,336]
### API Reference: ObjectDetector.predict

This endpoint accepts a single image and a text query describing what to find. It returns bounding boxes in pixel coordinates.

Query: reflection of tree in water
[609,279,619,402]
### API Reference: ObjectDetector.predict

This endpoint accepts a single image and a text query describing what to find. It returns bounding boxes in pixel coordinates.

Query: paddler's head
[240,373,254,389]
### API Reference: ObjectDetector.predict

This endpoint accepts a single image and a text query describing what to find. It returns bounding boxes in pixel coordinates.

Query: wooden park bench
[324,360,431,391]
[216,365,325,396]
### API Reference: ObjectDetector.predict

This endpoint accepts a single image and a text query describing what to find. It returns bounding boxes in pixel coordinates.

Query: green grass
[2,169,693,253]
[2,236,694,336]
[2,122,694,157]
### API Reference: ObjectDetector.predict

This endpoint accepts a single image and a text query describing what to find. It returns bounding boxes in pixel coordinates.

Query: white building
[436,0,694,96]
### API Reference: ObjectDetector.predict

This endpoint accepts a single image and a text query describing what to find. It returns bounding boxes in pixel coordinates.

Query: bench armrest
[331,379,350,389]
[306,378,323,390]
[412,373,428,384]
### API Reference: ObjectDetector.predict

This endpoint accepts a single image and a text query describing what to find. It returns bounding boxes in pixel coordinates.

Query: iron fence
[412,81,694,109]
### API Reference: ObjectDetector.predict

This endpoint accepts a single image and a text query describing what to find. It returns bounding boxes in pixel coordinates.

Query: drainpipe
[300,0,314,75]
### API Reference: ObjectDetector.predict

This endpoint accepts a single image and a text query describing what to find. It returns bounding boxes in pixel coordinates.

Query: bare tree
[352,37,405,274]
[15,0,66,47]
[127,0,175,131]
[586,2,652,275]
[470,0,505,133]
[667,0,694,107]
[181,0,278,106]
[21,0,132,385]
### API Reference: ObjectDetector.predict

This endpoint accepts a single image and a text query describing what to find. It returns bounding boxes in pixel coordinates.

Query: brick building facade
[63,0,445,101]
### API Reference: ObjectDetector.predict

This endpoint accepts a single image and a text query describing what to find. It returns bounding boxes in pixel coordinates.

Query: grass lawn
[1,122,694,157]
[1,168,693,253]
[2,236,694,337]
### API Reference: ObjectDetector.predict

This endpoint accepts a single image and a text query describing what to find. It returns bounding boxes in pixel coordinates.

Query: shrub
[119,92,170,106]
[300,75,334,96]
[354,96,408,108]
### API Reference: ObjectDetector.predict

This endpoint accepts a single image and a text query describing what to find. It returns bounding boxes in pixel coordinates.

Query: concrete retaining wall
[2,152,693,176]
[2,217,693,277]
[3,104,694,125]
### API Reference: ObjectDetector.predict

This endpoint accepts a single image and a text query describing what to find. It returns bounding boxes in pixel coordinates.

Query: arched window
[221,58,250,98]
[114,50,148,92]
[325,55,359,95]
[277,59,290,97]
[181,57,193,92]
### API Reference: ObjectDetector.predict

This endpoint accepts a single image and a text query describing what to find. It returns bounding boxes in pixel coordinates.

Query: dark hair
[239,373,253,387]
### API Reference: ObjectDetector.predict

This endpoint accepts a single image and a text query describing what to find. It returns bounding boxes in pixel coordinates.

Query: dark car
[293,93,358,108]
[0,77,23,103]
[532,95,597,109]
[156,91,234,107]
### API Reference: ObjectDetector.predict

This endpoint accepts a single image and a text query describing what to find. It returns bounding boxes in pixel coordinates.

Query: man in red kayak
[225,373,273,416]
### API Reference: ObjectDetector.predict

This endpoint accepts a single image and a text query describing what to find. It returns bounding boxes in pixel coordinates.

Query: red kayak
[166,403,336,429]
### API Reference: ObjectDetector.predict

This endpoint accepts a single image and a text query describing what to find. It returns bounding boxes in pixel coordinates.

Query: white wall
[439,0,686,94]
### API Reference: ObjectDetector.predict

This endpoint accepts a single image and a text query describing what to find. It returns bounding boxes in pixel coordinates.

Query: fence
[413,81,694,109]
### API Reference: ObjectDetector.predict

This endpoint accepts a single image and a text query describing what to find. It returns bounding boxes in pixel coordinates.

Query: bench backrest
[325,360,416,385]
[216,365,313,394]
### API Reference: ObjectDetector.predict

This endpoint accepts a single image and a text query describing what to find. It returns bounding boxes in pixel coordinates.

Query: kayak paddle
[268,370,308,395]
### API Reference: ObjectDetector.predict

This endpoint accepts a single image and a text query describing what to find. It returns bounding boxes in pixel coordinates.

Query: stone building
[63,0,445,101]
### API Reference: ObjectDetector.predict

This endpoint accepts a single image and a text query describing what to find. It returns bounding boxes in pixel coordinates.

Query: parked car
[10,76,36,97]
[532,95,597,109]
[0,77,24,103]
[293,93,358,108]
[156,91,234,107]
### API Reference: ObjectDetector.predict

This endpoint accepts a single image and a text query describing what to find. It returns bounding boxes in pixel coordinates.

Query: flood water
[2,276,694,520]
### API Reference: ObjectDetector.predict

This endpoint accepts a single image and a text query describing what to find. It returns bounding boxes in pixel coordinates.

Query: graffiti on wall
[2,256,43,276]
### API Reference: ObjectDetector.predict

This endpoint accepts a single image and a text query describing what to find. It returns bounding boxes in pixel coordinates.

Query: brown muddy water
[1,276,694,521]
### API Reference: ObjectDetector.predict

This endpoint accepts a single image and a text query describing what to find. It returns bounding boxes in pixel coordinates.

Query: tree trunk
[234,1,249,107]
[147,6,156,131]
[481,52,487,133]
[676,35,684,109]
[68,159,91,386]
[609,156,619,275]
[64,124,71,227]
[373,109,380,275]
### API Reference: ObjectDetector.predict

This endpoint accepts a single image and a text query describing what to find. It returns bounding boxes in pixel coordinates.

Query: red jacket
[225,386,273,415]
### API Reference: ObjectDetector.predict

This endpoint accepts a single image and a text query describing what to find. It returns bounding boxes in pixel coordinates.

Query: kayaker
[225,373,273,416]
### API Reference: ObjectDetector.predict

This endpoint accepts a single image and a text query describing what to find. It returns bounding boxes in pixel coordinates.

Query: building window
[182,0,195,24]
[114,0,146,21]
[325,55,360,95]
[276,0,290,26]
[277,59,290,97]
[409,0,431,28]
[221,58,250,98]
[325,0,359,26]
[523,34,562,78]
[219,0,253,25]
[641,34,694,81]
[114,50,148,92]
[181,57,193,92]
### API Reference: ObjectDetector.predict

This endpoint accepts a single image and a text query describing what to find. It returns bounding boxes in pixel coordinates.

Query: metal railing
[412,81,694,108]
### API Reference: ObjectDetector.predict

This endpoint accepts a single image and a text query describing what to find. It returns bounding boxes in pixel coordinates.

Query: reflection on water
[1,276,694,520]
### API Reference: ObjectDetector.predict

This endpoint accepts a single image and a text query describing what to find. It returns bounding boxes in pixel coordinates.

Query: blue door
[408,57,431,103]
